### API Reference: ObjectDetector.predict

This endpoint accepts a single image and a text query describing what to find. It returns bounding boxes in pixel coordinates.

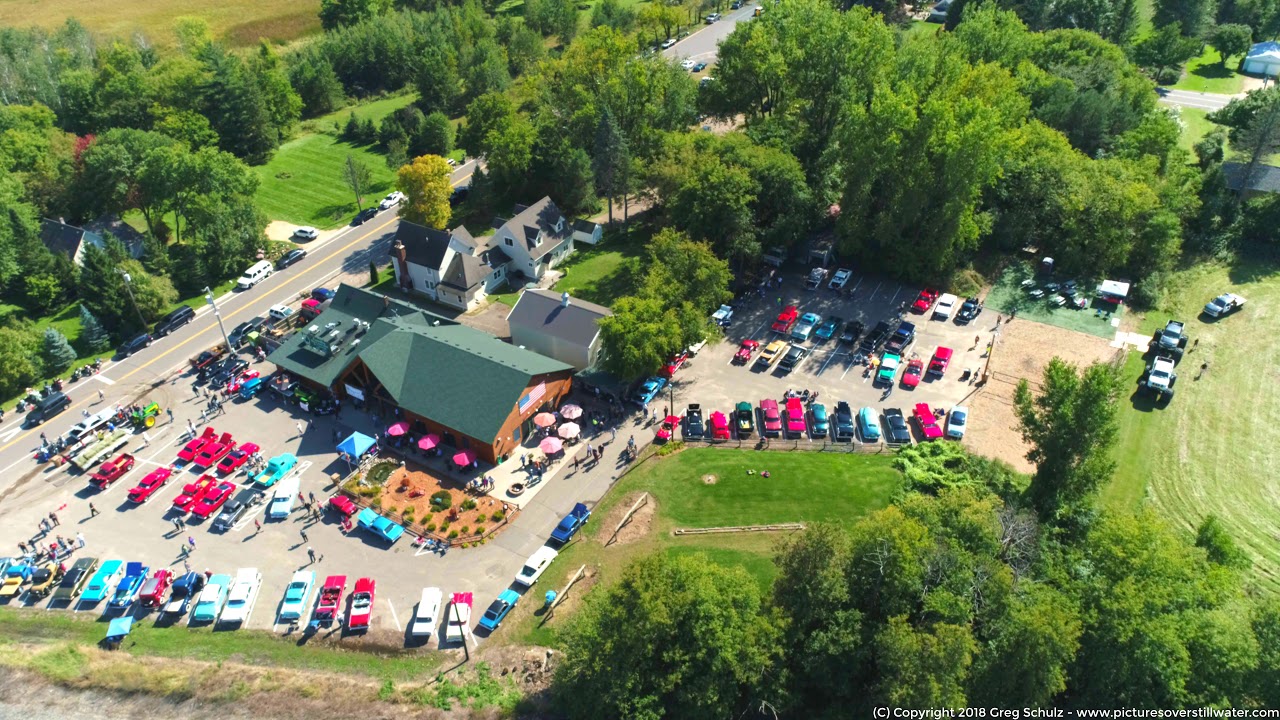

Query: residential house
[268,284,574,464]
[1243,41,1280,76]
[40,217,144,266]
[507,290,612,371]
[1223,162,1280,199]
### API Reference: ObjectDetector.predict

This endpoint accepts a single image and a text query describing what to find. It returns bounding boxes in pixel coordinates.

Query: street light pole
[204,287,233,351]
[116,268,147,329]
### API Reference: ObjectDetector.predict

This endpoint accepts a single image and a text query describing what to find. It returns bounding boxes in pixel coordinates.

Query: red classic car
[771,306,799,334]
[660,351,689,378]
[226,370,261,394]
[348,577,376,632]
[177,427,217,462]
[709,411,731,440]
[139,569,173,608]
[329,495,358,517]
[314,575,347,627]
[901,358,925,389]
[913,403,945,440]
[928,347,953,377]
[127,466,174,504]
[655,414,680,442]
[216,442,260,475]
[193,432,235,469]
[90,453,136,489]
[191,481,237,519]
[784,398,806,437]
[911,288,940,313]
[734,339,760,364]
[759,399,782,437]
[172,474,217,513]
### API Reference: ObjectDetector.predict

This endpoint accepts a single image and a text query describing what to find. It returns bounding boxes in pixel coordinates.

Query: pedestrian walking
[75,532,85,549]
[166,408,174,425]
[1192,338,1199,351]
[587,443,594,458]
[187,535,196,550]
[307,546,316,563]
[309,491,316,505]
[192,381,200,397]
[300,528,309,542]
[187,418,195,435]
[254,519,261,533]
[172,518,180,532]
[296,421,305,437]
[89,502,98,517]
[49,511,59,527]
[97,389,104,402]
[573,454,580,470]
[141,431,151,446]
[610,427,617,442]
[17,541,27,554]
[183,560,192,574]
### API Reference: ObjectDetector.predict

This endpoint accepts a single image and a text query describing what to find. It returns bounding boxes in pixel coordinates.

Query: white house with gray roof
[506,289,612,370]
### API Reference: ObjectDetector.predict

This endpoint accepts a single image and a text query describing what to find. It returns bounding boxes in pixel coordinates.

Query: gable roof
[1248,41,1280,62]
[495,197,571,260]
[40,219,102,260]
[268,284,571,443]
[394,221,455,271]
[507,289,612,347]
[1223,162,1280,194]
[439,252,494,291]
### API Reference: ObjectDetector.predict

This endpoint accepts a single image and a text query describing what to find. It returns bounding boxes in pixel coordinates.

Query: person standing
[89,502,98,517]
[166,408,174,425]
[76,532,85,549]
[48,512,59,527]
[254,519,261,534]
[295,421,305,437]
[300,528,309,542]
[97,389,104,402]
[307,546,316,564]
[187,536,196,550]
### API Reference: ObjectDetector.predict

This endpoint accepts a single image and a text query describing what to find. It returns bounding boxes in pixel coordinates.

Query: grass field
[305,94,420,135]
[491,223,645,307]
[0,0,320,47]
[1104,259,1280,591]
[254,134,398,229]
[984,265,1123,339]
[1175,107,1214,153]
[1174,45,1248,94]
[507,448,902,646]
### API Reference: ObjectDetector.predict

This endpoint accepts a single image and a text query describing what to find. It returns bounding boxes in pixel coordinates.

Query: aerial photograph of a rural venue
[0,0,1279,716]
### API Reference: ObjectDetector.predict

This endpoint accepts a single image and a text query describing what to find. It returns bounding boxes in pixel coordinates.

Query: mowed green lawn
[1173,45,1249,94]
[506,448,902,646]
[1105,259,1280,591]
[0,0,320,47]
[255,134,398,229]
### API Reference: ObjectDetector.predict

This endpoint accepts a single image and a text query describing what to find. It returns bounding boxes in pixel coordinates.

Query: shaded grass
[507,448,901,646]
[255,134,397,229]
[1104,259,1280,592]
[489,223,647,308]
[309,93,420,134]
[901,20,941,43]
[984,265,1121,339]
[0,0,322,47]
[1174,45,1248,94]
[1175,107,1214,154]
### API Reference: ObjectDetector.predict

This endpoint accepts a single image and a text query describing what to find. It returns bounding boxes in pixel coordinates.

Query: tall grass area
[0,0,320,47]
[255,134,397,229]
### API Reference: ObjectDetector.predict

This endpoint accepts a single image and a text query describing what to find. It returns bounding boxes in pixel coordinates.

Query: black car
[840,320,865,345]
[883,408,912,444]
[212,499,249,532]
[228,317,265,347]
[858,321,892,356]
[208,356,249,387]
[956,297,983,324]
[118,332,153,357]
[884,321,916,355]
[779,345,807,374]
[277,248,308,269]
[684,404,705,439]
[834,401,855,441]
[153,306,195,338]
[26,391,71,426]
[352,207,377,225]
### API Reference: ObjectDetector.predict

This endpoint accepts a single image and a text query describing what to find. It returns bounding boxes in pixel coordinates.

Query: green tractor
[130,402,161,428]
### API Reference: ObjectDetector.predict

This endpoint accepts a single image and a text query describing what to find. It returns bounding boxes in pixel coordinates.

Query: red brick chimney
[391,240,411,289]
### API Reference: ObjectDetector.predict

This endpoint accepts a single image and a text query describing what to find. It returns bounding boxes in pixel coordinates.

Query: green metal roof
[268,284,571,443]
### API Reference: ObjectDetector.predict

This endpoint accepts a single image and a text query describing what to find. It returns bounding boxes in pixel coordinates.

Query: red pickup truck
[771,305,799,334]
[90,453,135,489]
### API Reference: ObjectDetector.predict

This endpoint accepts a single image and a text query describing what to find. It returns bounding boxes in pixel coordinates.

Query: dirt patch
[702,474,717,485]
[597,492,657,546]
[543,567,597,625]
[380,466,515,543]
[477,643,560,698]
[966,317,1122,473]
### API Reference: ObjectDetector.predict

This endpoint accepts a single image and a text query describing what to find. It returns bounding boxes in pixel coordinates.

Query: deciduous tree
[396,154,452,228]
[342,154,373,211]
[1209,23,1254,66]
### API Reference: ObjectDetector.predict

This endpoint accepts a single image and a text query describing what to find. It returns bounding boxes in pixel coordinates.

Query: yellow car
[0,562,34,598]
[27,561,63,600]
[755,340,787,369]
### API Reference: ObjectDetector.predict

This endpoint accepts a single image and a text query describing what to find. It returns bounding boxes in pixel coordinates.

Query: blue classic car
[356,507,405,544]
[810,403,830,437]
[109,562,150,609]
[477,589,519,631]
[81,559,124,603]
[814,316,843,342]
[550,503,591,544]
[631,377,667,406]
[192,573,231,623]
[238,376,266,399]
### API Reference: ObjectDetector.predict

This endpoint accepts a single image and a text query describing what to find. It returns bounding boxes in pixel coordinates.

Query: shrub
[430,490,452,509]
[460,526,470,534]
[461,498,477,511]
[367,461,397,487]
[426,523,437,532]
[448,530,459,539]
[657,440,685,456]
[372,498,382,510]
[424,513,434,522]
[950,268,985,298]
[384,505,397,515]
[491,510,505,522]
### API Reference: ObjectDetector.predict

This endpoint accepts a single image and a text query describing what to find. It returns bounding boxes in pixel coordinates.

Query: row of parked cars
[668,396,967,445]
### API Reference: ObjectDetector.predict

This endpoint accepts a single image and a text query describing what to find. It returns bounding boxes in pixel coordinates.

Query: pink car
[784,398,806,437]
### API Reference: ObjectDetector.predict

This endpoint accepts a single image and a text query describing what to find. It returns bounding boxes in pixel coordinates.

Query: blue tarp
[337,432,376,458]
[106,616,134,639]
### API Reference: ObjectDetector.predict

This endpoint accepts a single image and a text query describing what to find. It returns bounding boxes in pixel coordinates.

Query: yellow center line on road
[0,214,400,456]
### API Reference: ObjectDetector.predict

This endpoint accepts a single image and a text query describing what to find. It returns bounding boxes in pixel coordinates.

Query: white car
[933,293,957,321]
[661,38,677,49]
[279,570,315,622]
[292,226,319,241]
[828,268,853,290]
[445,597,471,643]
[1203,293,1246,318]
[220,568,262,626]
[680,58,696,70]
[412,587,443,637]
[946,406,968,439]
[514,546,559,587]
[378,191,406,210]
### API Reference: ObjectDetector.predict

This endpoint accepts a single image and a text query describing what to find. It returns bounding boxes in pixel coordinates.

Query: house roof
[40,219,102,259]
[268,284,570,443]
[497,197,572,260]
[572,219,597,234]
[82,216,144,258]
[394,221,455,271]
[506,289,612,348]
[1247,41,1280,62]
[1223,162,1280,193]
[439,252,494,291]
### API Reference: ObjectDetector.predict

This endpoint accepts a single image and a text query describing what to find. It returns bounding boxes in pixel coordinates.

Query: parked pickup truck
[551,503,591,544]
[189,344,227,373]
[71,429,129,472]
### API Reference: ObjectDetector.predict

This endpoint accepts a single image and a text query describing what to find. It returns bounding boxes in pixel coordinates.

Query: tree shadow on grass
[1227,250,1280,286]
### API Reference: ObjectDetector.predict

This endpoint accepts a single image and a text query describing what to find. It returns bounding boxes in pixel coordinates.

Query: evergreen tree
[369,260,380,285]
[40,327,76,375]
[76,242,129,336]
[343,111,360,141]
[199,46,279,164]
[593,106,628,224]
[78,305,111,354]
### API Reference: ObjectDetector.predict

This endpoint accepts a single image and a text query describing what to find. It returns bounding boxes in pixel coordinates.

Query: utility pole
[116,268,147,329]
[204,287,233,351]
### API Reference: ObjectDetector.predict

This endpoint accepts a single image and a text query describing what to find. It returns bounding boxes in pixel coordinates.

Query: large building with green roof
[267,284,574,464]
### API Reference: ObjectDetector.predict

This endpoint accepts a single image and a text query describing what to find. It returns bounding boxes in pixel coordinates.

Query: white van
[268,475,299,519]
[237,260,274,290]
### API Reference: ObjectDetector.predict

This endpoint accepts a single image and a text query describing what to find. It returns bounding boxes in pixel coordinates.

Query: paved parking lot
[0,355,621,649]
[667,269,997,444]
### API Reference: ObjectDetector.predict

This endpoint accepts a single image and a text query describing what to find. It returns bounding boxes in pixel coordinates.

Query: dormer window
[553,216,564,232]
[505,237,513,246]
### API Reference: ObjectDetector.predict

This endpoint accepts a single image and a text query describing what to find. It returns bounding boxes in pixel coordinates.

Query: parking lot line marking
[868,281,882,300]
[889,285,902,305]
[0,214,400,457]
[850,275,864,292]
[93,375,116,386]
[386,598,402,631]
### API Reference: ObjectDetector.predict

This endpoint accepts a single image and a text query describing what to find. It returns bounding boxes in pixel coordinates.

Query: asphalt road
[663,2,760,66]
[1157,87,1236,111]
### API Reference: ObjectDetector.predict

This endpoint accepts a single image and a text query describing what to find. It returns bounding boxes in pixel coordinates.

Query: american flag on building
[519,382,546,413]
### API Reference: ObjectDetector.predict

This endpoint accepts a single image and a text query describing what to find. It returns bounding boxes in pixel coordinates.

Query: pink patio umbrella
[557,422,581,439]
[386,421,409,437]
[559,404,583,420]
[417,434,441,451]
[539,437,564,454]
[453,449,477,466]
[533,412,557,428]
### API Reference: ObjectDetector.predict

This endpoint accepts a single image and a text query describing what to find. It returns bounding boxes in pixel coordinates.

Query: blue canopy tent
[104,615,133,650]
[337,431,377,469]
